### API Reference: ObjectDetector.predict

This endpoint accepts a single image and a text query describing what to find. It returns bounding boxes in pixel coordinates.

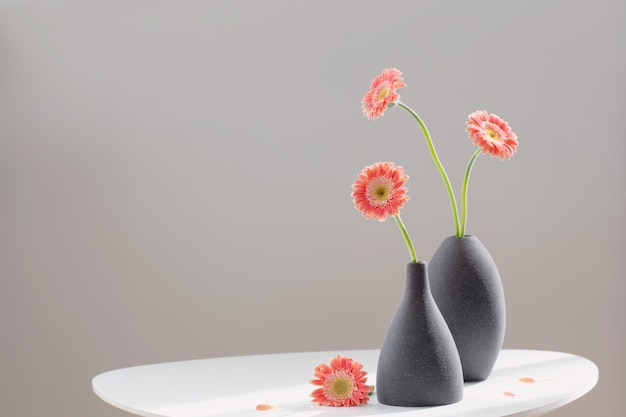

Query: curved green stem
[396,101,461,237]
[460,148,482,237]
[394,215,417,263]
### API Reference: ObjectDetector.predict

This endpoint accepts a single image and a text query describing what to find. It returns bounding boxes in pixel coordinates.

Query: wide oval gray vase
[376,261,463,407]
[428,235,506,382]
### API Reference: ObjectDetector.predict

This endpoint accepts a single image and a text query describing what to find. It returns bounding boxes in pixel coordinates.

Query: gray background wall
[1,1,624,416]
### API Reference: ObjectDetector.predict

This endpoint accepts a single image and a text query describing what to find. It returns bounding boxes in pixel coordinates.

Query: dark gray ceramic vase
[376,261,463,407]
[428,235,505,382]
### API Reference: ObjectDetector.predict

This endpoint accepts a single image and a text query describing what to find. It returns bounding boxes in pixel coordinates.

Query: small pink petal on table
[256,403,273,410]
[518,377,551,383]
[503,391,516,397]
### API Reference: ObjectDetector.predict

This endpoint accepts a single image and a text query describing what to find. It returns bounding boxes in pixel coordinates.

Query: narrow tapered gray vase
[428,235,506,382]
[376,261,464,406]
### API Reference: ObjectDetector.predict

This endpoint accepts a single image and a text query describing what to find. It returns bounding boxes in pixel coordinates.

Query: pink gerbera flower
[466,110,519,160]
[310,355,371,407]
[351,162,410,222]
[361,68,406,120]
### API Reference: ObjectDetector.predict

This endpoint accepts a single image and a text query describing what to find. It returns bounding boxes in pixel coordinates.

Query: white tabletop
[92,349,598,417]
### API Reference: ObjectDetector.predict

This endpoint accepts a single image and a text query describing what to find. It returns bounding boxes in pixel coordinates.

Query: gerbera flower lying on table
[310,355,373,407]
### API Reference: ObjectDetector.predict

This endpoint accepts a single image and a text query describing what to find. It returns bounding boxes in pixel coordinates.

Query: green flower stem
[397,101,461,237]
[460,148,482,237]
[394,215,417,263]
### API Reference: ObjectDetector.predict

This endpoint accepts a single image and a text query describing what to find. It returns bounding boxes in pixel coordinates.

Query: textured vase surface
[376,261,463,407]
[428,235,506,382]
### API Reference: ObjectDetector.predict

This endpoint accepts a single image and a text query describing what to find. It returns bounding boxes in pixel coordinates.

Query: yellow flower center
[329,375,353,399]
[486,129,500,141]
[373,185,390,201]
[366,176,395,207]
[376,87,389,103]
